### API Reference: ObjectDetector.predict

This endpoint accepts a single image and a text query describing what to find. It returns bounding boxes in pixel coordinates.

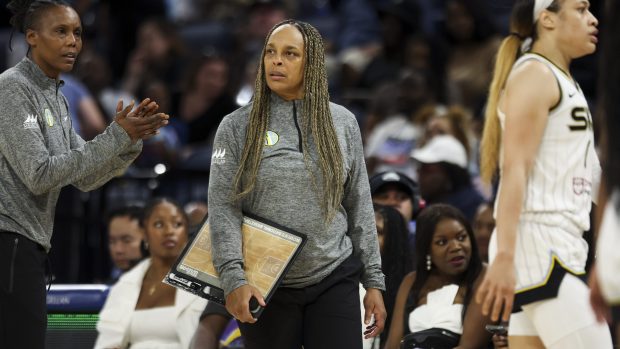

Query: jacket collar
[269,91,303,107]
[16,56,64,90]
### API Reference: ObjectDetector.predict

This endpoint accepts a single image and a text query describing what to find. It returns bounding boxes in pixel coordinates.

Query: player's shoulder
[511,58,556,86]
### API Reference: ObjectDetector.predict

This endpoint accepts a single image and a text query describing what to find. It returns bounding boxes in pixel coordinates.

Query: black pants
[238,254,364,349]
[0,232,47,349]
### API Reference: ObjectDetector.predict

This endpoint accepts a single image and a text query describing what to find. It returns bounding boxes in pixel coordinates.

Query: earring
[426,254,432,271]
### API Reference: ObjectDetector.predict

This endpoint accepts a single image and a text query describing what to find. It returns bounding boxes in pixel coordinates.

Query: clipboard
[164,213,306,318]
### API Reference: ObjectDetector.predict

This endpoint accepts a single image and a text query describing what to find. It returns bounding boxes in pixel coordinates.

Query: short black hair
[7,0,71,33]
[105,205,144,226]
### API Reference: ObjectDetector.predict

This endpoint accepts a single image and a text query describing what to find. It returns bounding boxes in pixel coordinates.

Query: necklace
[145,267,162,296]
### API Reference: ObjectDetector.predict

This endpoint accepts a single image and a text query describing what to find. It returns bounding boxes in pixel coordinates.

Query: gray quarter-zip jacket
[0,57,142,250]
[208,93,385,295]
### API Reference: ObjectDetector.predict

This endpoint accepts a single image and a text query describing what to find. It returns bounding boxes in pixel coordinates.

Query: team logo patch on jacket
[265,131,279,146]
[23,113,38,129]
[44,109,54,127]
[212,148,226,164]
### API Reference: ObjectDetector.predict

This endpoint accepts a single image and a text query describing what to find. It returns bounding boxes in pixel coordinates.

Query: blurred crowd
[0,0,601,294]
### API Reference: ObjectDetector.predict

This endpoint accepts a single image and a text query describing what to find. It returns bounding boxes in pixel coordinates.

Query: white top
[129,306,180,349]
[496,53,601,236]
[597,190,620,304]
[95,259,207,349]
[408,284,463,334]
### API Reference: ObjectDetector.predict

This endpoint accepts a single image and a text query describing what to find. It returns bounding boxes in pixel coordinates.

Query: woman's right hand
[476,253,515,322]
[225,284,266,324]
[114,99,169,142]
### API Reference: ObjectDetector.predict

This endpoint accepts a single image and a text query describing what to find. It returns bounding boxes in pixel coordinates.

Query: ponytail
[479,35,522,183]
[479,0,538,183]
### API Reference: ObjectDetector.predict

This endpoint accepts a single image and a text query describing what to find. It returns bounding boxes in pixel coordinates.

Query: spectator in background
[352,0,420,90]
[60,73,107,140]
[384,204,491,349]
[238,0,288,59]
[74,48,137,120]
[173,53,237,147]
[95,0,167,80]
[106,205,146,283]
[403,34,447,103]
[369,171,422,237]
[364,82,421,179]
[442,0,501,115]
[122,18,188,97]
[364,70,435,179]
[366,204,414,348]
[132,78,183,169]
[472,202,495,263]
[96,198,207,349]
[184,200,208,235]
[416,104,474,164]
[412,135,484,221]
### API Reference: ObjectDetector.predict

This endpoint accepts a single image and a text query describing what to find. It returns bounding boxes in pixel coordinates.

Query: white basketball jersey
[497,53,601,234]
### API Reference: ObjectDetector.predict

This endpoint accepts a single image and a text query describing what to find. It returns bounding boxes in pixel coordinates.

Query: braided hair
[232,19,345,221]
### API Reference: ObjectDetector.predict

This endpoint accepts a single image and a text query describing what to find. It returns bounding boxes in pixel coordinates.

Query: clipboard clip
[166,273,201,292]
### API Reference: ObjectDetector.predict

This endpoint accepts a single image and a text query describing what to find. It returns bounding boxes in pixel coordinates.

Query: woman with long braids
[208,20,386,348]
[0,1,168,348]
[476,0,612,348]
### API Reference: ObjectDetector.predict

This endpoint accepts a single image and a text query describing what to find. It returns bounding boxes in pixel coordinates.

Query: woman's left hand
[363,288,386,339]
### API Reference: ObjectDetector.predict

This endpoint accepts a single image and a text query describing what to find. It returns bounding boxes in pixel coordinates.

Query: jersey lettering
[568,107,592,131]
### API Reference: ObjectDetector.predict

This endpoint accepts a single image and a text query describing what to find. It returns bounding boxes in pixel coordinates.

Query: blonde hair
[479,0,560,182]
[232,20,345,221]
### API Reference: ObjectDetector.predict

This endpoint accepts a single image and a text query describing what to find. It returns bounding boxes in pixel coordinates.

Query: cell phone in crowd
[485,324,508,336]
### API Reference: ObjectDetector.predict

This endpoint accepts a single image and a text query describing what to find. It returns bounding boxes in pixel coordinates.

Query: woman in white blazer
[95,198,207,349]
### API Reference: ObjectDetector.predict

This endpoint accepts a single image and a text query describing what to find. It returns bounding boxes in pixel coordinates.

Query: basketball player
[475,0,612,348]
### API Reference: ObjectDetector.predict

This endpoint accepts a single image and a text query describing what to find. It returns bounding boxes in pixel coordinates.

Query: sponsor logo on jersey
[265,131,279,146]
[23,113,38,129]
[212,148,226,165]
[573,177,592,196]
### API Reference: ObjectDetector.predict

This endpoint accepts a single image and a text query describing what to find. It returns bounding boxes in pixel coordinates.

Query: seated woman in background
[95,198,207,349]
[384,204,491,349]
[363,204,414,349]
